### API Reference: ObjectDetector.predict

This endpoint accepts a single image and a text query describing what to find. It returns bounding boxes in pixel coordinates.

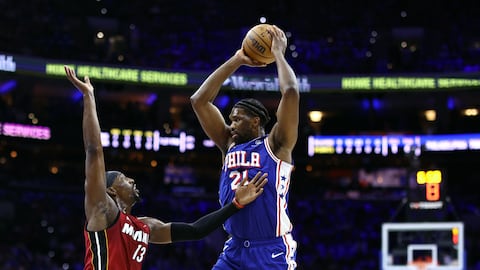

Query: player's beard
[233,130,257,145]
[133,186,141,203]
[233,133,247,144]
[128,193,141,209]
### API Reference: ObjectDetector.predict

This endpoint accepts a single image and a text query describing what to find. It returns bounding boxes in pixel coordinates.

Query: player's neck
[117,200,133,214]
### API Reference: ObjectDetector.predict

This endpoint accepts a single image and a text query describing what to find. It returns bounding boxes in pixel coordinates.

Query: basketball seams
[243,25,274,63]
[245,36,268,59]
[249,29,272,60]
[251,28,271,46]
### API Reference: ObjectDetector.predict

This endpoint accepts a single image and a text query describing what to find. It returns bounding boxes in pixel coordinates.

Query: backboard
[381,222,464,270]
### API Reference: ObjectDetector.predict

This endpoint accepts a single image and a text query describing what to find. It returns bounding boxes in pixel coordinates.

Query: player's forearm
[275,57,298,95]
[82,92,102,150]
[191,56,242,103]
[170,202,239,242]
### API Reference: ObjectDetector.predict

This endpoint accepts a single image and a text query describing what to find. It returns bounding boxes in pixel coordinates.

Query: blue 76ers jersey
[220,135,294,239]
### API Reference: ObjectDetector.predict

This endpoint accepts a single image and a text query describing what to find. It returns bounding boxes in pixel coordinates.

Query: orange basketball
[242,24,275,64]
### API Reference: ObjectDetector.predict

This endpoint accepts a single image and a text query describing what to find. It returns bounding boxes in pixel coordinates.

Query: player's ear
[106,186,117,197]
[252,116,261,126]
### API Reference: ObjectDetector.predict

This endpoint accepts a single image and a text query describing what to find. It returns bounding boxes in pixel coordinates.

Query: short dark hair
[106,171,121,188]
[233,98,271,126]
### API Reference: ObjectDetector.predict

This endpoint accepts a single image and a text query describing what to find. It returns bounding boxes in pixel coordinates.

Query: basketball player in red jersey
[64,66,268,270]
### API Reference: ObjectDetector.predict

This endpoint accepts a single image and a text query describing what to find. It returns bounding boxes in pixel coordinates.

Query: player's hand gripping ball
[242,24,275,64]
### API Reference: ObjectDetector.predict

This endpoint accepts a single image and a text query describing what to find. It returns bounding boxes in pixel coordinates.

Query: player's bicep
[192,102,231,150]
[83,149,110,220]
[272,89,299,149]
[141,218,172,244]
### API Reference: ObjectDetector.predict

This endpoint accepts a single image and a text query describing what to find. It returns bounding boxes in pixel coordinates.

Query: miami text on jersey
[122,223,149,244]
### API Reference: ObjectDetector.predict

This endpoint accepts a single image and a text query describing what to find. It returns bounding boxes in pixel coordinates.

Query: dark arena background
[1,0,480,269]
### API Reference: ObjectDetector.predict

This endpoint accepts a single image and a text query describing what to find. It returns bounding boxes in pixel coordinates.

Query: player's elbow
[190,91,216,108]
[189,94,197,104]
[190,95,203,112]
[188,226,208,240]
[282,85,300,100]
[190,93,203,106]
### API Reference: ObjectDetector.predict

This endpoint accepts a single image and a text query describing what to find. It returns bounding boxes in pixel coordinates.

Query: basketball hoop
[409,260,437,270]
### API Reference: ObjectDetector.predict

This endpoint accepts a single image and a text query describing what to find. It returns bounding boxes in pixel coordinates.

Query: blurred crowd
[1,0,480,74]
[1,171,480,269]
[2,0,480,269]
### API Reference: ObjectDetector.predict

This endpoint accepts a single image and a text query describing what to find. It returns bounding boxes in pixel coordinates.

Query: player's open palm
[64,65,94,95]
[235,172,268,206]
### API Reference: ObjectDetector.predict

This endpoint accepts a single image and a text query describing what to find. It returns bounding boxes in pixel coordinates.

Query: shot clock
[407,169,447,221]
[415,170,442,202]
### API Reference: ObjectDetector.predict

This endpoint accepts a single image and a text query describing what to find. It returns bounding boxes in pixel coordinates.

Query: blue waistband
[228,234,288,248]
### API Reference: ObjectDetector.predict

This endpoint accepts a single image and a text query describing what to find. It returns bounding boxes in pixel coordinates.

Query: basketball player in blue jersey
[191,24,300,269]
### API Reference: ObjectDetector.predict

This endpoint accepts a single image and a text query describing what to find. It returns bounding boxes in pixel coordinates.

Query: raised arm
[145,172,268,244]
[64,66,117,231]
[267,25,300,163]
[190,49,265,153]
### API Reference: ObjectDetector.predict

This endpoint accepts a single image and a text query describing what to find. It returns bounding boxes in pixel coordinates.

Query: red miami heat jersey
[84,211,150,270]
[220,135,294,239]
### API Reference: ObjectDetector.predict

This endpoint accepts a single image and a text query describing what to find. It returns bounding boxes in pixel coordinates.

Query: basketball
[242,24,275,64]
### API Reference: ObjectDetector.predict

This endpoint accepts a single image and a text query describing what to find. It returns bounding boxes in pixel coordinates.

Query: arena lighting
[2,52,480,92]
[447,96,455,110]
[224,74,311,92]
[308,111,323,122]
[0,80,16,93]
[101,128,195,153]
[308,133,480,156]
[361,98,370,110]
[462,108,478,116]
[0,54,15,72]
[424,110,437,121]
[0,122,51,140]
[56,64,188,86]
[371,98,382,110]
[99,127,220,153]
[340,76,480,91]
[214,95,230,109]
[202,139,215,148]
[71,90,83,102]
[145,93,157,105]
